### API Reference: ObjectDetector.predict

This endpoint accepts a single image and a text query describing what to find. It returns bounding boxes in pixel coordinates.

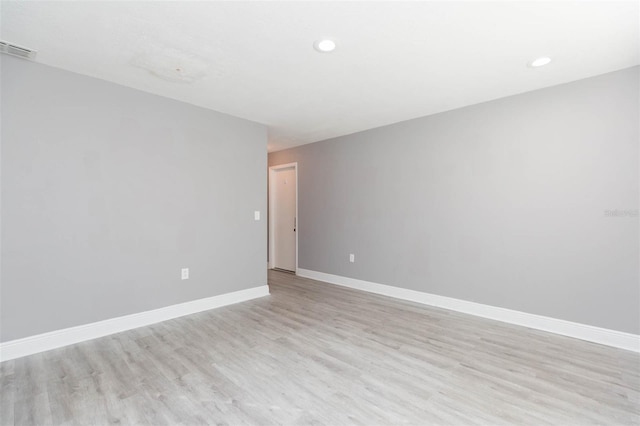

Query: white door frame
[268,162,298,272]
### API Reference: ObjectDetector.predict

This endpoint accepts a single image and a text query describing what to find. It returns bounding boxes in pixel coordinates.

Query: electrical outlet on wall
[181,268,189,280]
[349,254,355,263]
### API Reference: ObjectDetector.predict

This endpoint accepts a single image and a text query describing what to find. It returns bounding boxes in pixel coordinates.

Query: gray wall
[270,66,639,334]
[1,55,267,342]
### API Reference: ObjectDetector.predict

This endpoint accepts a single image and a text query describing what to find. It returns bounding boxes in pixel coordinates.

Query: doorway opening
[269,163,298,273]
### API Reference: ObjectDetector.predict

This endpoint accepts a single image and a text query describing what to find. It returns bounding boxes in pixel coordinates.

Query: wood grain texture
[1,270,639,425]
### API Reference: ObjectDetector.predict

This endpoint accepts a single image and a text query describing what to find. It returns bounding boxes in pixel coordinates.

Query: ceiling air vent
[0,40,37,60]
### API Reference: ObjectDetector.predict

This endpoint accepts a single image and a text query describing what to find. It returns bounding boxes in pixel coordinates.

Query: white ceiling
[2,1,638,152]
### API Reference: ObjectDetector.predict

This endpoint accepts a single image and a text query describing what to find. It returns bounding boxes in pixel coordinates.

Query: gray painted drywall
[1,55,267,342]
[270,66,640,334]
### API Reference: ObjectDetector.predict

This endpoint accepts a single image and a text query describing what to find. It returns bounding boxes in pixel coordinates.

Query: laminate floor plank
[0,361,16,425]
[2,270,639,425]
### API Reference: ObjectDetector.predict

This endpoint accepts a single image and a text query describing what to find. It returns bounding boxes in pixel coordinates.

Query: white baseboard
[0,285,270,362]
[296,268,640,353]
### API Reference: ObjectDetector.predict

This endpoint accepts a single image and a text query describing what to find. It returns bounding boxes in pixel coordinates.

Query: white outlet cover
[349,254,355,263]
[181,268,189,280]
[254,211,260,221]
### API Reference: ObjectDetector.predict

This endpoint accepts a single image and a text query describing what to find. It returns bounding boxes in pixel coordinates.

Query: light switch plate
[254,211,260,221]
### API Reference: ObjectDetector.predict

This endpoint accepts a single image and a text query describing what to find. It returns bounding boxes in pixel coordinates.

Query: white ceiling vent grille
[0,41,37,60]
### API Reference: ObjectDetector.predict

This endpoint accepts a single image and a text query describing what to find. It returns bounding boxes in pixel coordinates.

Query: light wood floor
[1,270,639,425]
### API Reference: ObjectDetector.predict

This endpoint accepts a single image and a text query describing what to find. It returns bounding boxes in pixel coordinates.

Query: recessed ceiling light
[313,39,336,53]
[529,56,552,68]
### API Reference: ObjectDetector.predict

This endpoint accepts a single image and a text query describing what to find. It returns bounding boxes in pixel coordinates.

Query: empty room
[1,1,639,425]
